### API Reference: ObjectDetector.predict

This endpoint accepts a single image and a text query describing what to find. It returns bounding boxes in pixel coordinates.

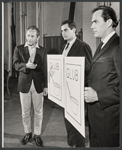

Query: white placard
[47,55,64,107]
[64,57,85,137]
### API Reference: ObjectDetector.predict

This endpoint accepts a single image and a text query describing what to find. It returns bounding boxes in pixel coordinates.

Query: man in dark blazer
[13,25,48,147]
[60,20,92,147]
[84,6,120,147]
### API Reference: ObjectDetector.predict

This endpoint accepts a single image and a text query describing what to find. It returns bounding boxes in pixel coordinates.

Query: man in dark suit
[84,6,120,147]
[60,20,92,147]
[13,25,48,147]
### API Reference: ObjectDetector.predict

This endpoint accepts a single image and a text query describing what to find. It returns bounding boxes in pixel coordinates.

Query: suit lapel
[34,47,40,64]
[61,43,67,54]
[34,47,38,61]
[91,33,118,67]
[61,39,78,55]
[67,38,78,56]
[20,46,30,62]
[25,46,30,57]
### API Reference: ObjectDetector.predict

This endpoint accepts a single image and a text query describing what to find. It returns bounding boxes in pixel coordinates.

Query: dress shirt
[62,37,76,57]
[24,42,39,63]
[101,31,115,48]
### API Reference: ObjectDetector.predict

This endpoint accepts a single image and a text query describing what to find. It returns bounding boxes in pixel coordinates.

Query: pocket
[97,57,111,62]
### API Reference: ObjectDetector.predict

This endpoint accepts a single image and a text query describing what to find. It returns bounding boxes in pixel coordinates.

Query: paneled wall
[44,36,64,54]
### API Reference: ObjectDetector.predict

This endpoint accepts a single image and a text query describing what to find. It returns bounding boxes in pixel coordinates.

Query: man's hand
[43,88,48,96]
[26,62,37,69]
[84,87,98,103]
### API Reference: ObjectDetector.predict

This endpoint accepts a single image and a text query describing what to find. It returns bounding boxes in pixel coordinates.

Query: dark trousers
[64,118,85,147]
[89,125,119,147]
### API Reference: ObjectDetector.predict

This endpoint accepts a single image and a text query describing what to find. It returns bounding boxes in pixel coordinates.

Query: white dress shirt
[24,42,39,63]
[62,37,76,57]
[101,31,115,48]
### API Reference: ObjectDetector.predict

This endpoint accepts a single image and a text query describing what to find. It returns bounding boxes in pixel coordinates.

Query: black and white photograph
[2,1,120,148]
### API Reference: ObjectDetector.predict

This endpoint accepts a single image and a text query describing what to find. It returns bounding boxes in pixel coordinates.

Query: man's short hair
[27,25,40,37]
[61,20,77,32]
[92,5,118,28]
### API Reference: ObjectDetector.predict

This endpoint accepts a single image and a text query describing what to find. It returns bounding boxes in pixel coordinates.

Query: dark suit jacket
[61,38,92,146]
[88,33,120,134]
[13,44,47,93]
[60,38,92,86]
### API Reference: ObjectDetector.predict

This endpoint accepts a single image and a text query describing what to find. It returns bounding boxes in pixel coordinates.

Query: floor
[3,82,90,148]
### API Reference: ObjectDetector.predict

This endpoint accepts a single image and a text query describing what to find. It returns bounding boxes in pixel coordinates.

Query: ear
[72,28,76,33]
[107,19,113,27]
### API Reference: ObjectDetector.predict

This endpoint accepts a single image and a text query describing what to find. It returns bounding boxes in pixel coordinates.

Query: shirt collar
[24,42,39,48]
[102,31,115,45]
[67,37,76,46]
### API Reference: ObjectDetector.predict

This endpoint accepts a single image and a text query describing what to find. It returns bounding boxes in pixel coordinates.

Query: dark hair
[27,25,40,37]
[61,20,77,32]
[92,5,118,28]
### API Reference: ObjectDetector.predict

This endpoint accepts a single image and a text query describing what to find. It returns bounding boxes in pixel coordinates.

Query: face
[26,29,40,46]
[61,23,76,42]
[91,10,109,40]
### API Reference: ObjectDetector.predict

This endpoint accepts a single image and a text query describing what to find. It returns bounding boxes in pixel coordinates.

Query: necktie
[65,43,70,50]
[94,41,103,57]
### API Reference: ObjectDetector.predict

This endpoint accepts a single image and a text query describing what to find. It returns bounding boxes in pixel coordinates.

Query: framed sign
[47,55,64,107]
[64,57,85,137]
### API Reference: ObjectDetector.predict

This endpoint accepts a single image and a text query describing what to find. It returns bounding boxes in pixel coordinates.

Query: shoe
[21,132,32,145]
[33,135,43,147]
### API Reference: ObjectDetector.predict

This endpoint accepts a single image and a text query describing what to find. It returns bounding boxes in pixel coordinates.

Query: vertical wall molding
[19,2,22,44]
[2,2,4,148]
[8,3,12,75]
[41,2,44,46]
[36,2,38,27]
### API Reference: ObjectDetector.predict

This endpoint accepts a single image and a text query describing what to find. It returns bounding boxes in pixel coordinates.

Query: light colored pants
[20,80,44,135]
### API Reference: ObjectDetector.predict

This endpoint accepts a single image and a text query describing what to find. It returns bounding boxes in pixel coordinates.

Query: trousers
[89,124,119,147]
[20,80,44,135]
[64,117,85,147]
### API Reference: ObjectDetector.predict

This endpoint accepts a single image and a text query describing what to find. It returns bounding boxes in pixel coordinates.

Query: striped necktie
[65,43,70,50]
[94,41,103,57]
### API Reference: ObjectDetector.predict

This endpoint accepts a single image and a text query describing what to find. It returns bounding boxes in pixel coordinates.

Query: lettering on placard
[66,68,78,81]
